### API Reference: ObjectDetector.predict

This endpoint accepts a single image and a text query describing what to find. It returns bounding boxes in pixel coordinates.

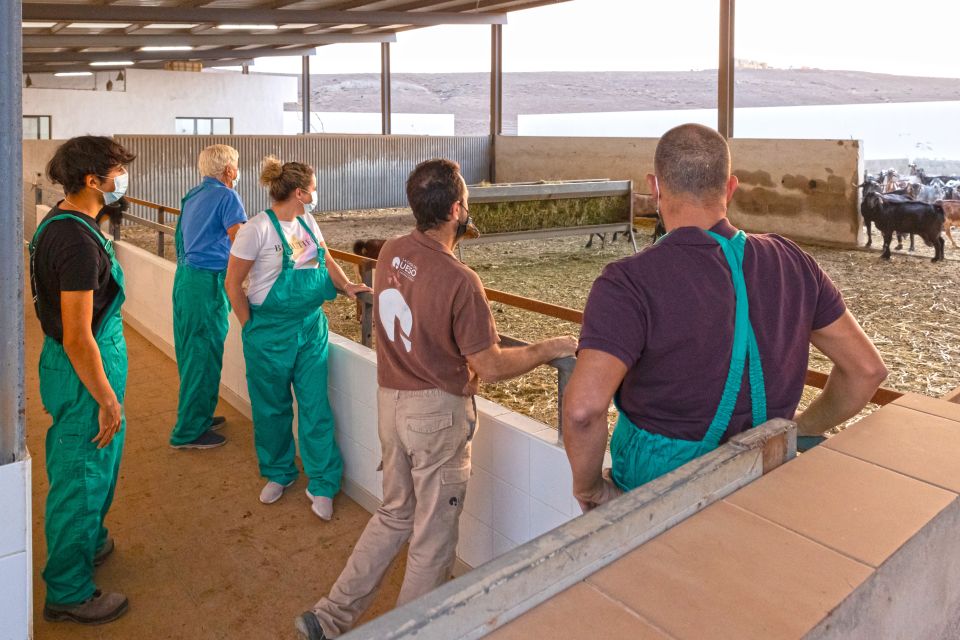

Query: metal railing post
[360,268,374,348]
[156,207,165,258]
[554,356,575,443]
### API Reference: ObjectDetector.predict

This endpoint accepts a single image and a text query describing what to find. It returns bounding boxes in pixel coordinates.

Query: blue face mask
[97,169,128,205]
[303,189,318,215]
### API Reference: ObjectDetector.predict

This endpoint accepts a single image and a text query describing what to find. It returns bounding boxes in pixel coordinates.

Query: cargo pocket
[439,463,471,524]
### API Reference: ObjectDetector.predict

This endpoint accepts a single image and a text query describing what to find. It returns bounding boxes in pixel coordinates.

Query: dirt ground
[122,208,960,431]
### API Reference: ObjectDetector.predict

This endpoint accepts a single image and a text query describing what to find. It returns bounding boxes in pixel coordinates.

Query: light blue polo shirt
[179,176,247,271]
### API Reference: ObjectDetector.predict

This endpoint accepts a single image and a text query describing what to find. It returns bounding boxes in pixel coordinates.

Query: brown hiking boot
[44,590,129,625]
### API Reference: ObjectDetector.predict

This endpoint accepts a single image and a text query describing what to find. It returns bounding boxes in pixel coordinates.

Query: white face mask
[303,189,318,215]
[97,169,128,205]
[232,168,240,189]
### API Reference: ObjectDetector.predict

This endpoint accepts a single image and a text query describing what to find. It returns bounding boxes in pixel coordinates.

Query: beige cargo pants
[312,387,476,637]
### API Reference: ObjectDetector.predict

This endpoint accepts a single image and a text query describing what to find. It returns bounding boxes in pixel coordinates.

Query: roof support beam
[23,32,396,48]
[21,4,509,26]
[381,42,391,135]
[24,45,316,64]
[718,0,735,137]
[302,55,311,135]
[22,60,254,74]
[0,0,25,465]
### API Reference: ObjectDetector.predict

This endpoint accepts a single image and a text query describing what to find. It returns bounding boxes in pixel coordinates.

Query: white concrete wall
[22,69,297,138]
[0,458,33,640]
[112,238,593,570]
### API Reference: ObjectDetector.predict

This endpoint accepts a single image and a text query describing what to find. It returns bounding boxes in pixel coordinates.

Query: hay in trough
[470,195,630,234]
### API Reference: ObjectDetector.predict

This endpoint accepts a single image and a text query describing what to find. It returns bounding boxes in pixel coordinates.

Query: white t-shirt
[230,210,326,305]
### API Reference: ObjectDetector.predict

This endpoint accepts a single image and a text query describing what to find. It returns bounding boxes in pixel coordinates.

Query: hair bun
[259,155,283,185]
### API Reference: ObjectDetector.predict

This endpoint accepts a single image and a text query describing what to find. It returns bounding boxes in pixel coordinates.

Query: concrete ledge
[342,419,796,640]
[804,494,960,640]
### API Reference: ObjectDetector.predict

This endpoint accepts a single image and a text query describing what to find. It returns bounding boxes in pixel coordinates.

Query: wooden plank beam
[22,4,510,26]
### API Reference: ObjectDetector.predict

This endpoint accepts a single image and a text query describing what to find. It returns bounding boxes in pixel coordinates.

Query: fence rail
[33,185,905,434]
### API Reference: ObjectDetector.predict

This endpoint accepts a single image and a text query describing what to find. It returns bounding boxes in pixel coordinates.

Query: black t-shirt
[31,205,120,343]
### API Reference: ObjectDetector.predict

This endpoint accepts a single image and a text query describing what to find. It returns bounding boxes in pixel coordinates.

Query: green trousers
[242,308,343,498]
[170,264,230,445]
[40,332,127,606]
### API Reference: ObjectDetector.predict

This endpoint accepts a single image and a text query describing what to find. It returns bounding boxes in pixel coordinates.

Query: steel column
[381,42,392,135]
[0,0,25,463]
[489,23,503,181]
[302,55,311,134]
[718,0,735,137]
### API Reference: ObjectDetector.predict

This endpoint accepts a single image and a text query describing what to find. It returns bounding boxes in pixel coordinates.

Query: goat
[862,192,945,262]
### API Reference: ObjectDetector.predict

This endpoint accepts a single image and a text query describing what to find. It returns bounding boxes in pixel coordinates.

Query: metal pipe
[489,23,503,181]
[381,42,392,135]
[302,55,311,135]
[718,0,735,137]
[0,0,25,463]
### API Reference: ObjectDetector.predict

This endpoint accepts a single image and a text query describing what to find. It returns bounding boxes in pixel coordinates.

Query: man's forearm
[796,366,881,435]
[482,342,555,382]
[562,410,609,498]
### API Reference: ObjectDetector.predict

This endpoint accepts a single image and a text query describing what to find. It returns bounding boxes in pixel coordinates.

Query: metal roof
[22,0,570,74]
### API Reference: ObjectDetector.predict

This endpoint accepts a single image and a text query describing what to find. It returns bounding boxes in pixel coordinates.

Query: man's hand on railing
[574,468,623,513]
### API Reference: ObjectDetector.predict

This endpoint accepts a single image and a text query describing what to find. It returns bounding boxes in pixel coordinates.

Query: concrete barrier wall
[0,458,33,640]
[495,135,863,247]
[112,237,596,571]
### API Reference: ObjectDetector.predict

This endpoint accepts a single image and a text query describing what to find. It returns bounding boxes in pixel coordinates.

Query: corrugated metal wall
[114,134,490,217]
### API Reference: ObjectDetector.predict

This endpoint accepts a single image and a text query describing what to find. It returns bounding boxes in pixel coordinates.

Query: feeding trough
[462,179,637,251]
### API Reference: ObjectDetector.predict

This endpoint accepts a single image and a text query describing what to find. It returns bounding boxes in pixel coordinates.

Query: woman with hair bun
[224,156,369,520]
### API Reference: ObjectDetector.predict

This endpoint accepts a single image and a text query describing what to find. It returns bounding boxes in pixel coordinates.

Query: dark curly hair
[46,136,136,196]
[406,159,466,232]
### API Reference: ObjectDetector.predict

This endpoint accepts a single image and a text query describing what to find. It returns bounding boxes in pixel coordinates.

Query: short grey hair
[654,124,730,198]
[197,144,239,178]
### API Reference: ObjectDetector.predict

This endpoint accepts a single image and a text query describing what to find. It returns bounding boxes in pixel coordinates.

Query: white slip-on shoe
[259,479,295,505]
[305,489,334,521]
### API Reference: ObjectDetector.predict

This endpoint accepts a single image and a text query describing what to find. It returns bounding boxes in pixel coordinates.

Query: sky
[246,0,960,78]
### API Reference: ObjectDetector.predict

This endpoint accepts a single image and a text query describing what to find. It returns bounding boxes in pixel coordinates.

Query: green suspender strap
[610,229,768,492]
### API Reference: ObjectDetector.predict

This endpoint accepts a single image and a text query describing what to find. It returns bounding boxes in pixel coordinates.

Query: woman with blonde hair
[225,156,369,519]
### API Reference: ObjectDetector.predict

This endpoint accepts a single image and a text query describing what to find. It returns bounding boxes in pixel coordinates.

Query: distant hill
[286,69,960,136]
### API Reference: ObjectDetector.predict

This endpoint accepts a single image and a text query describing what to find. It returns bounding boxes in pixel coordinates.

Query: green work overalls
[170,186,232,445]
[241,210,343,498]
[31,214,127,606]
[611,230,768,492]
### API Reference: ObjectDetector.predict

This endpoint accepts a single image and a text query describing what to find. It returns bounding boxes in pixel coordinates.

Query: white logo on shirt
[379,288,413,353]
[391,256,417,281]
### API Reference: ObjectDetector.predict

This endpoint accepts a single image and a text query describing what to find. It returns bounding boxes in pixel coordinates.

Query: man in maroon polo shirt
[563,123,888,511]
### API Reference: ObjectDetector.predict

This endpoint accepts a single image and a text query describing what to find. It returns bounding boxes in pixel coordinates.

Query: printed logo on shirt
[379,288,413,353]
[391,256,417,281]
[273,233,318,268]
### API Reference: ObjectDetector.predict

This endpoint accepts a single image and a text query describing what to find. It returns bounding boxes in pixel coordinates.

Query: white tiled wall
[116,239,595,572]
[0,458,33,640]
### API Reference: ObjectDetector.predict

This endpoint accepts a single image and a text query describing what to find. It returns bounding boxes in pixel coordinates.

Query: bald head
[654,124,731,199]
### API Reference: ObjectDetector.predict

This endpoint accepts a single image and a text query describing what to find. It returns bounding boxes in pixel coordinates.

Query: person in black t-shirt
[30,136,136,625]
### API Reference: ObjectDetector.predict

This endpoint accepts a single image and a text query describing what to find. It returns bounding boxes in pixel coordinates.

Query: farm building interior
[4,1,960,639]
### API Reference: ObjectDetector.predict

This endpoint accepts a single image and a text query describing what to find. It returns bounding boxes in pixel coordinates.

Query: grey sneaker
[209,416,227,431]
[170,430,226,450]
[295,611,329,639]
[305,489,334,521]
[93,536,114,567]
[260,479,295,504]
[44,590,129,625]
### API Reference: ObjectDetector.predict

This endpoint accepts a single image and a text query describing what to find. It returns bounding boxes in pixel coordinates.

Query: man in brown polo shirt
[296,159,577,640]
